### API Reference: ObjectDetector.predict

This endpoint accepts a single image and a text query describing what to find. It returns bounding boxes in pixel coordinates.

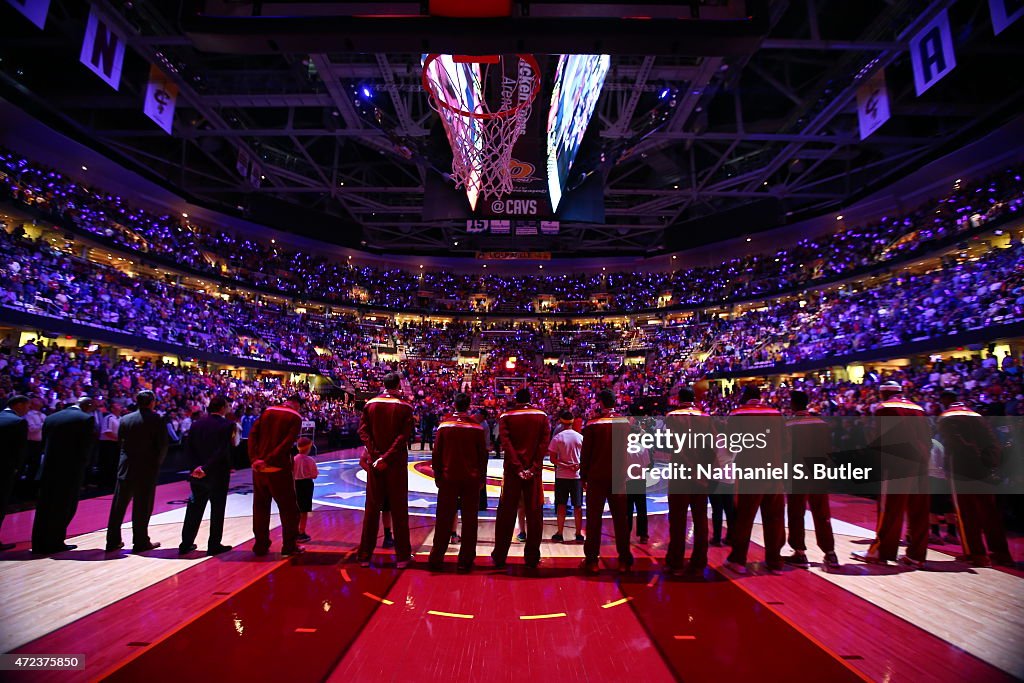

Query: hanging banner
[856,70,891,140]
[989,0,1024,34]
[6,0,50,29]
[910,8,956,95]
[143,64,178,134]
[79,4,127,91]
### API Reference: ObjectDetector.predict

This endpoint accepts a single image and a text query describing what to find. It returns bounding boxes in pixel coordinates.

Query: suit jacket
[0,408,29,469]
[117,408,169,483]
[39,406,96,481]
[185,413,236,481]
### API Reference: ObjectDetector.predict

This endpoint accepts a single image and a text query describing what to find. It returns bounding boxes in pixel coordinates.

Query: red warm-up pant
[786,493,835,553]
[492,471,543,566]
[583,480,633,567]
[252,469,300,553]
[359,463,411,562]
[728,489,785,565]
[954,493,1011,563]
[429,478,481,568]
[868,491,929,562]
[666,493,708,572]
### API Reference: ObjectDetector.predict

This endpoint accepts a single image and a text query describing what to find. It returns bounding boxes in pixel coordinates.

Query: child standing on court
[294,437,319,543]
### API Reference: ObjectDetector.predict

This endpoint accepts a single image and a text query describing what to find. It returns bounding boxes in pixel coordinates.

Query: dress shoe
[578,560,599,574]
[132,542,161,553]
[178,544,198,555]
[296,533,312,543]
[207,545,232,555]
[32,544,77,554]
[105,542,125,553]
[282,546,306,556]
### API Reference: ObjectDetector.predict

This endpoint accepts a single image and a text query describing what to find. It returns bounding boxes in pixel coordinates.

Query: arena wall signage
[910,8,957,95]
[476,251,552,260]
[989,0,1024,34]
[6,0,50,29]
[79,4,127,91]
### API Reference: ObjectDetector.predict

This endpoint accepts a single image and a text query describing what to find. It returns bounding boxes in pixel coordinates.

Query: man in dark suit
[0,395,30,551]
[179,395,236,556]
[31,397,97,554]
[105,391,169,553]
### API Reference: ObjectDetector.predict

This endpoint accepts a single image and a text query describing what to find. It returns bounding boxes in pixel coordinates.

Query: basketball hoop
[421,53,541,205]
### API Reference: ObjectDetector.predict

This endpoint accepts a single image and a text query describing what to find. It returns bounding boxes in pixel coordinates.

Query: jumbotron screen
[546,54,610,212]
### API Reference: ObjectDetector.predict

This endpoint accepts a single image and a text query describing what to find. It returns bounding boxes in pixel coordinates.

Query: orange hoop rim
[421,53,541,121]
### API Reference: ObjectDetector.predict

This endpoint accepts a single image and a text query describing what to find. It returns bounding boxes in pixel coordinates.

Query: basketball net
[422,54,540,206]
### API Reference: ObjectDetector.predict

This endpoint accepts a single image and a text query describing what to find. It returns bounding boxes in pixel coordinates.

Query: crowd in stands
[3,147,1023,314]
[0,227,310,364]
[5,209,1024,395]
[698,241,1024,373]
[0,336,360,464]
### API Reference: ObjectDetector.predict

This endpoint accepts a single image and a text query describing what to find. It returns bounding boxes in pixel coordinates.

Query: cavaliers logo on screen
[508,158,536,183]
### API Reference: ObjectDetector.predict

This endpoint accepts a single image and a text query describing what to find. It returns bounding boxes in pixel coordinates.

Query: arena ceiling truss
[0,0,1022,255]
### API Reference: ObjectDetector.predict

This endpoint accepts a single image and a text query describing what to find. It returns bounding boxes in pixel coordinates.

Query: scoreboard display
[466,220,560,236]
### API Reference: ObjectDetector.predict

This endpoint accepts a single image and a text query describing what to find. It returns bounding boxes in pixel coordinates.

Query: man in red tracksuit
[492,388,550,569]
[852,382,931,568]
[938,391,1013,568]
[580,389,633,573]
[249,394,304,556]
[664,387,714,577]
[428,393,488,572]
[725,385,789,574]
[357,373,415,568]
[784,390,839,571]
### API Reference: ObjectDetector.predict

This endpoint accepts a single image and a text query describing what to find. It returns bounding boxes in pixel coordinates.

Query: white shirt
[549,429,583,480]
[100,413,119,442]
[293,453,319,480]
[25,410,44,442]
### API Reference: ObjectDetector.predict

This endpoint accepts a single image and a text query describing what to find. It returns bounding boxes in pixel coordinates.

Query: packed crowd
[3,147,1023,313]
[0,337,361,467]
[0,228,311,364]
[697,241,1024,373]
